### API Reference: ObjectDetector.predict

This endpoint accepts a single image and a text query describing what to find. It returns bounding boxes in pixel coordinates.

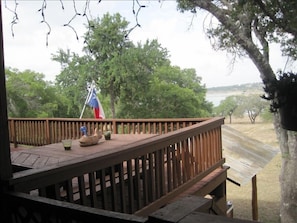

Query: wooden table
[11,134,158,169]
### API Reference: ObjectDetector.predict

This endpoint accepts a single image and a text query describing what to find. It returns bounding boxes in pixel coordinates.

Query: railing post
[11,119,17,148]
[0,1,12,179]
[46,119,50,145]
[112,120,117,134]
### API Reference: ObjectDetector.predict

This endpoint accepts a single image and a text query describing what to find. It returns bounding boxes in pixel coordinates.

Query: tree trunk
[109,83,116,119]
[181,1,297,222]
[279,127,297,222]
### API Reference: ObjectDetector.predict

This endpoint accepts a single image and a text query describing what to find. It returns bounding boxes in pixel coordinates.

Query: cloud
[2,0,293,87]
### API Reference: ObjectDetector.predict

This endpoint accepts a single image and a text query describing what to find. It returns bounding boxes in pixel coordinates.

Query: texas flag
[87,88,105,119]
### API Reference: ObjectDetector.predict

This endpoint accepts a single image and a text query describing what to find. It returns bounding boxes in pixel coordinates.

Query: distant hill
[207,82,263,93]
[206,82,264,106]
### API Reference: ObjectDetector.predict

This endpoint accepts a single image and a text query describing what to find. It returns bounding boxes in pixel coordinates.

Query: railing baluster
[109,166,117,212]
[88,172,98,208]
[134,157,141,210]
[118,163,126,213]
[141,155,148,206]
[127,160,134,213]
[159,149,165,197]
[155,151,161,199]
[166,146,172,192]
[65,179,74,203]
[176,143,182,186]
[99,169,107,210]
[78,175,87,205]
[8,117,224,216]
[148,153,155,202]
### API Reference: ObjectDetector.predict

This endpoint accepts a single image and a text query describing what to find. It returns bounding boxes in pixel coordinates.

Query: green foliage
[234,94,269,124]
[83,13,133,117]
[215,95,240,123]
[5,68,63,117]
[118,64,211,118]
[215,94,270,123]
[260,107,274,123]
[53,52,91,118]
[262,71,297,112]
[5,11,213,119]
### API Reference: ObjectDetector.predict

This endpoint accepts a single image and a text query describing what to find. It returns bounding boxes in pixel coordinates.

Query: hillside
[206,82,264,106]
[207,82,263,94]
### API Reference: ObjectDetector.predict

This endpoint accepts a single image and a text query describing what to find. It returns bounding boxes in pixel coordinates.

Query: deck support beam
[252,175,258,221]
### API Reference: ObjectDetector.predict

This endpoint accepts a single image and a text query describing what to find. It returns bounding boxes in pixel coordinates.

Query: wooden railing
[2,192,147,223]
[7,117,225,222]
[8,118,208,147]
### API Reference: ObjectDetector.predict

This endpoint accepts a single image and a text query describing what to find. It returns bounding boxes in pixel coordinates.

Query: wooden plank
[180,212,256,223]
[88,172,98,208]
[32,156,50,168]
[252,175,258,221]
[127,160,134,213]
[13,152,30,164]
[11,134,158,169]
[109,166,117,211]
[99,169,107,209]
[78,175,87,205]
[149,196,212,223]
[135,159,225,217]
[22,154,40,167]
[5,191,148,223]
[222,125,278,186]
[171,166,228,203]
[141,155,149,206]
[134,157,142,209]
[118,163,126,213]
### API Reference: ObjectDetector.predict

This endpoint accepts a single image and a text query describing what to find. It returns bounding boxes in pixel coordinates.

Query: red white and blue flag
[87,88,105,119]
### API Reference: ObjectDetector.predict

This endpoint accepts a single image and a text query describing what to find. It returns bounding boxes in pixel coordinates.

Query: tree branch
[189,0,275,84]
[4,0,19,37]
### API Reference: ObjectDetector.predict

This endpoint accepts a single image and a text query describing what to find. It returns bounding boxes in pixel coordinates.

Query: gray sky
[2,0,294,87]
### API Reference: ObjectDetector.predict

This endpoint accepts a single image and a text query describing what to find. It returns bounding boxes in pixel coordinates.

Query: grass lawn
[226,119,281,223]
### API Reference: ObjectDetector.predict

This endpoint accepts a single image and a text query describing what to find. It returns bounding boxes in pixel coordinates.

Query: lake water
[206,92,236,107]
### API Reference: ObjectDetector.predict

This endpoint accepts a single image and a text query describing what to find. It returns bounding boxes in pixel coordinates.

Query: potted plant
[104,130,111,140]
[262,71,297,131]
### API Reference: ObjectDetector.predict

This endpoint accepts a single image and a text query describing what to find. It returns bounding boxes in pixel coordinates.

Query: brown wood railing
[8,117,224,221]
[8,118,208,147]
[3,191,147,223]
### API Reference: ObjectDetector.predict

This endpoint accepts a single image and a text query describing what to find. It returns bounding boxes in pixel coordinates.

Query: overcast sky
[2,0,295,88]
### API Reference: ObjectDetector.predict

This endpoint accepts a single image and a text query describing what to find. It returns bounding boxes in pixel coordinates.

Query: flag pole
[79,81,95,119]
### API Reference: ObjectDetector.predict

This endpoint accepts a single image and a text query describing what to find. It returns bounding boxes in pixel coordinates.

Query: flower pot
[279,104,297,131]
[104,131,111,140]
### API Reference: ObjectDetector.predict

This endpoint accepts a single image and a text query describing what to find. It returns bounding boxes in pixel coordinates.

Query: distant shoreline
[206,82,263,106]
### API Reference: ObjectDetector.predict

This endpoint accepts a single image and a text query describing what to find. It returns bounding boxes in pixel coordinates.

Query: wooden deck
[5,118,233,222]
[11,134,158,169]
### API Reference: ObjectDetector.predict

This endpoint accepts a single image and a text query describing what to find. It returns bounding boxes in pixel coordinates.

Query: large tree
[176,1,297,222]
[53,51,98,118]
[84,13,133,118]
[236,94,269,124]
[215,95,239,124]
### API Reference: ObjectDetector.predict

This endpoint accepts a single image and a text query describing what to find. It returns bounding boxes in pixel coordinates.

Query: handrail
[9,117,224,216]
[3,191,147,223]
[8,118,210,147]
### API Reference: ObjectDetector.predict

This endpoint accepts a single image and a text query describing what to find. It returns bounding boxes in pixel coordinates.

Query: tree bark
[179,1,297,222]
[279,128,297,222]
